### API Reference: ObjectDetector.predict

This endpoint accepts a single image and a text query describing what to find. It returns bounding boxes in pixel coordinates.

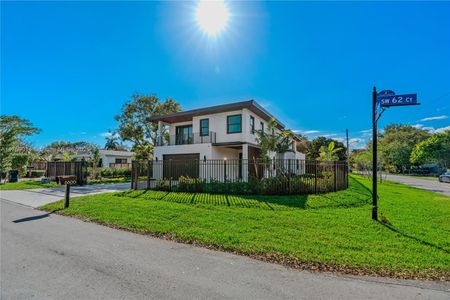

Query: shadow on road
[12,209,63,223]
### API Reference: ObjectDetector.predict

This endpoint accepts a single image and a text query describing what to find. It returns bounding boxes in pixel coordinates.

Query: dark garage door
[163,154,200,179]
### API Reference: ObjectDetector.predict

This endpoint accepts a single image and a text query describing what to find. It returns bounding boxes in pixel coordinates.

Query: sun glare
[195,0,229,36]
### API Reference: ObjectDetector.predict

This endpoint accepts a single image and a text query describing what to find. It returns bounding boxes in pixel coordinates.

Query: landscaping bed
[41,175,450,280]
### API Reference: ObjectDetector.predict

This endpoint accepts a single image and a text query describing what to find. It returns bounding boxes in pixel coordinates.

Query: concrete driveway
[1,200,449,300]
[384,174,450,196]
[0,182,130,208]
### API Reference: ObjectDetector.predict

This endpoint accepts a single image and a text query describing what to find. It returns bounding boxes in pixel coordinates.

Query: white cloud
[322,133,337,137]
[422,126,435,132]
[100,132,119,138]
[420,115,448,122]
[293,130,320,135]
[348,137,367,149]
[435,125,450,133]
[333,137,344,143]
[412,124,424,129]
[303,130,320,134]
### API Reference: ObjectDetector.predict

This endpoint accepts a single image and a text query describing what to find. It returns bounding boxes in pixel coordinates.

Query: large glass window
[250,116,255,134]
[175,125,193,145]
[200,119,209,136]
[227,114,242,133]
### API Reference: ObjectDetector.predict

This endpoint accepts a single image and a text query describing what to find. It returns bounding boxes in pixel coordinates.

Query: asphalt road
[383,174,450,196]
[1,200,449,300]
[0,182,131,208]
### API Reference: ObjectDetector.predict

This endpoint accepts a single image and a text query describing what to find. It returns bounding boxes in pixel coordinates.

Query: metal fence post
[314,161,318,193]
[147,160,151,189]
[334,161,337,192]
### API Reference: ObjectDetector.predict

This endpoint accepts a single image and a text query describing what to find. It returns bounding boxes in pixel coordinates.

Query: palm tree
[318,141,342,161]
[255,118,294,161]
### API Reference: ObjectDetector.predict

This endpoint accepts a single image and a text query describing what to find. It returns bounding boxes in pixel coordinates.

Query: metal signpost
[371,87,419,220]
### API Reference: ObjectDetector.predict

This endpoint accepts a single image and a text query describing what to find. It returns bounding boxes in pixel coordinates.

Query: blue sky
[2,1,449,149]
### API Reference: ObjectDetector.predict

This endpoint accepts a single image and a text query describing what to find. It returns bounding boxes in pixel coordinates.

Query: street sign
[377,90,395,96]
[377,93,418,107]
[371,87,419,221]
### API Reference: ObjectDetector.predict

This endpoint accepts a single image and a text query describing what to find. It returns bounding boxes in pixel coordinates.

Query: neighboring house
[148,100,305,181]
[71,150,134,168]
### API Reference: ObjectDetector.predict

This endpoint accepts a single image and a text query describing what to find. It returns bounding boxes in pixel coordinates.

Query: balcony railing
[156,131,216,146]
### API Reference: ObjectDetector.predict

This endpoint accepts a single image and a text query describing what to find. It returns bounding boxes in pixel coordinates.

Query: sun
[195,0,229,36]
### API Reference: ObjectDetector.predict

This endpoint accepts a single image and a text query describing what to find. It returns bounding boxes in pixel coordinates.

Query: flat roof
[147,100,285,129]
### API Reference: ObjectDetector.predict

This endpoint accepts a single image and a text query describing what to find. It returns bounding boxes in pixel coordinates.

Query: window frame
[260,121,264,133]
[250,116,255,134]
[115,158,127,164]
[227,114,242,134]
[200,118,209,136]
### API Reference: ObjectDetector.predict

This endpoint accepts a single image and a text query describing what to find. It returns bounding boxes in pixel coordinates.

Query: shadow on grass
[113,176,372,211]
[380,222,450,255]
[12,209,63,223]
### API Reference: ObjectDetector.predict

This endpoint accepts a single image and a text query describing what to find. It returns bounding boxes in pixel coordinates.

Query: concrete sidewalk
[2,200,449,300]
[0,182,130,208]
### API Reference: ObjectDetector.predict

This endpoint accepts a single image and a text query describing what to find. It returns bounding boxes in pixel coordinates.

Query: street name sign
[377,93,418,107]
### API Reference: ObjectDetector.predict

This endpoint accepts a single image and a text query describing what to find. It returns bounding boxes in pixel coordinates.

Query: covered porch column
[242,143,249,182]
[157,121,163,146]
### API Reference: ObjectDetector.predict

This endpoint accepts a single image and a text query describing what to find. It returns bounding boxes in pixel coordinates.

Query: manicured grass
[0,180,59,190]
[41,175,450,280]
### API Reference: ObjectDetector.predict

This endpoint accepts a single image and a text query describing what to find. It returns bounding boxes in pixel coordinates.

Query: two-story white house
[148,100,305,182]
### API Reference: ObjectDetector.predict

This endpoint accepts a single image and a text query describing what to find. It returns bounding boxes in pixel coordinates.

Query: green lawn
[41,175,450,280]
[0,180,59,190]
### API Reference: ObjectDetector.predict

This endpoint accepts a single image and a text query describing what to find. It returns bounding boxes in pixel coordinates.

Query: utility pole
[372,87,378,221]
[346,128,349,188]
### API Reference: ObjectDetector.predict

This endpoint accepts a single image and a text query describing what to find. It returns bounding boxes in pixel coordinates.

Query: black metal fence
[131,159,348,195]
[46,161,88,185]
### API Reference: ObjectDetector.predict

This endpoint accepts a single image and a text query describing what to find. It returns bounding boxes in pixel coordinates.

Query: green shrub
[155,179,171,191]
[30,170,46,178]
[98,167,131,178]
[11,154,30,176]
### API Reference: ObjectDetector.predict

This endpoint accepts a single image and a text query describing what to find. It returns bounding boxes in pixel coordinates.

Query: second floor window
[200,119,209,136]
[227,114,242,133]
[260,121,264,133]
[115,158,127,164]
[250,116,255,134]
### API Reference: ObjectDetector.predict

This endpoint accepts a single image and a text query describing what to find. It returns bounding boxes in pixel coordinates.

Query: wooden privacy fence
[46,161,88,185]
[131,159,348,195]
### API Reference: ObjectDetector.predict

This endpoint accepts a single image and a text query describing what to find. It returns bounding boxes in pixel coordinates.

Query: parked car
[438,172,450,183]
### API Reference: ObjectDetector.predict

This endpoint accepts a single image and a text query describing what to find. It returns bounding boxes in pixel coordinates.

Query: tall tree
[115,94,181,159]
[306,136,347,160]
[410,130,450,169]
[378,124,430,172]
[255,118,294,161]
[104,131,128,151]
[41,141,92,161]
[0,116,40,180]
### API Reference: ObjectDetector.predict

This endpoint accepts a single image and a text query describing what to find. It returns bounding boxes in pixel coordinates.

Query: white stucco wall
[162,109,275,146]
[100,155,133,167]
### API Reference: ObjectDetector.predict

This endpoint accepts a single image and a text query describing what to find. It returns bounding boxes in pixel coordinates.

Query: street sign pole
[371,88,418,221]
[372,87,378,220]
